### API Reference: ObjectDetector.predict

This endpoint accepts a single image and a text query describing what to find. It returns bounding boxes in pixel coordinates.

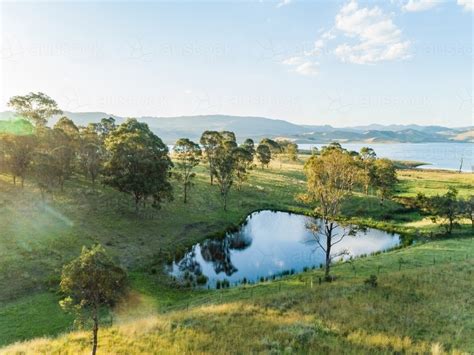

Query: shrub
[364,275,378,288]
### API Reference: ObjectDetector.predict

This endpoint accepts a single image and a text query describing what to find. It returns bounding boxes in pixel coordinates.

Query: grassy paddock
[2,237,473,354]
[0,159,473,350]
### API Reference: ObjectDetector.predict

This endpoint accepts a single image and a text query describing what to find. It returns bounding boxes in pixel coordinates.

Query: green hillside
[0,157,473,353]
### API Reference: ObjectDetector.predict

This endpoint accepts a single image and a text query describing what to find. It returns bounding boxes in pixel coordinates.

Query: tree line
[415,187,473,234]
[0,92,300,211]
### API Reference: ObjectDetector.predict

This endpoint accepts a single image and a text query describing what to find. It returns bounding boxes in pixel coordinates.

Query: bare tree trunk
[21,177,24,188]
[324,221,333,281]
[184,182,188,204]
[13,175,16,185]
[135,195,140,213]
[92,305,99,355]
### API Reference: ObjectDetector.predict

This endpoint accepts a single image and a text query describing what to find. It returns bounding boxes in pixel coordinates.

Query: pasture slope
[0,158,473,354]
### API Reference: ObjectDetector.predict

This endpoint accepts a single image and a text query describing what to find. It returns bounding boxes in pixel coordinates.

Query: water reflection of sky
[169,211,400,287]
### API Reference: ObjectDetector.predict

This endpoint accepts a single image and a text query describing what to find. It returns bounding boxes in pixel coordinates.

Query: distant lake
[298,143,473,172]
[168,211,400,288]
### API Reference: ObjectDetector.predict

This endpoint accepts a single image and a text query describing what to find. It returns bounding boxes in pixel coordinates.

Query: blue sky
[0,0,472,127]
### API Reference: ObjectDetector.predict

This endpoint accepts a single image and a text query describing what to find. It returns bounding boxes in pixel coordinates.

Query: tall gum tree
[173,138,201,203]
[302,148,362,281]
[103,118,173,211]
[7,92,62,127]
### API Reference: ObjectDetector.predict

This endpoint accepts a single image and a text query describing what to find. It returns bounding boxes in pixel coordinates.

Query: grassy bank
[2,237,473,354]
[0,159,473,350]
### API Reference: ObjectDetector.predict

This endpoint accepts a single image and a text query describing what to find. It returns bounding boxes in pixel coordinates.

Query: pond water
[298,142,473,172]
[168,210,400,288]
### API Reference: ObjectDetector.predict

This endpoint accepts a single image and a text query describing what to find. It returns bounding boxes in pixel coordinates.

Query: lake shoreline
[169,210,402,289]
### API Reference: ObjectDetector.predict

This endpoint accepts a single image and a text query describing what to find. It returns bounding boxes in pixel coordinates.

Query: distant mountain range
[1,111,472,144]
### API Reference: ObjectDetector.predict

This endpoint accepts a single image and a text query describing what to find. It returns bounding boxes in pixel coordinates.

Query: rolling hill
[0,111,472,144]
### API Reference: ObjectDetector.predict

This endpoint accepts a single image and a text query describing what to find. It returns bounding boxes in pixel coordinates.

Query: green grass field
[0,159,473,352]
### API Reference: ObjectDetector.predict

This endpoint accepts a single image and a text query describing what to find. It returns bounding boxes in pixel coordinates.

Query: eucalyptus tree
[98,117,117,138]
[200,130,222,185]
[359,146,377,195]
[302,148,362,281]
[103,118,173,211]
[53,117,80,190]
[260,138,281,165]
[220,130,236,143]
[459,195,474,229]
[7,92,62,127]
[32,149,60,200]
[78,126,104,185]
[278,139,298,162]
[173,138,201,203]
[418,187,462,234]
[1,133,37,187]
[241,138,256,163]
[90,117,117,141]
[359,146,376,161]
[28,127,59,199]
[60,245,127,355]
[372,158,397,204]
[320,142,345,155]
[233,146,253,191]
[256,144,271,168]
[213,139,237,211]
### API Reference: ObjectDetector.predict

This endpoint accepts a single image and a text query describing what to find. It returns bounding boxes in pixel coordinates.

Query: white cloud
[303,30,335,56]
[276,0,292,8]
[282,56,303,65]
[294,62,319,76]
[402,0,440,12]
[282,56,319,76]
[280,0,411,75]
[334,0,410,64]
[457,0,474,11]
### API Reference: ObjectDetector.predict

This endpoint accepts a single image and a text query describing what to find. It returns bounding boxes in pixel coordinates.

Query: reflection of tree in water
[201,231,253,276]
[228,230,252,250]
[176,231,253,278]
[177,246,202,276]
